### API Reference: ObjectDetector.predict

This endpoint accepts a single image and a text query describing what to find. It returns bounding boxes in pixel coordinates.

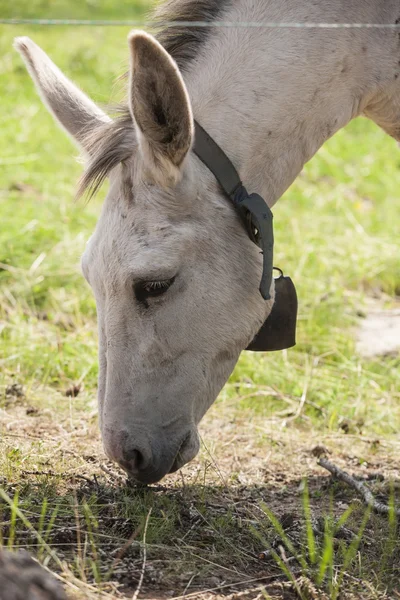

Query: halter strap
[192,120,274,300]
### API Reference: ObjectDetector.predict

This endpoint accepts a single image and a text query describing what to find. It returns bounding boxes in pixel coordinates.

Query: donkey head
[15,32,273,483]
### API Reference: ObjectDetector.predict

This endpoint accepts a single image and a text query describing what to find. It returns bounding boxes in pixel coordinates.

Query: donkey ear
[128,31,194,186]
[14,37,110,155]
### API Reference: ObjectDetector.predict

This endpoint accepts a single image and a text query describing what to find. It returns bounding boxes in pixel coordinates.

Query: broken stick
[318,457,400,517]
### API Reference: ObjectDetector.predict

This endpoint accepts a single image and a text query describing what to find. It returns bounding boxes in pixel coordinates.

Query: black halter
[192,120,298,352]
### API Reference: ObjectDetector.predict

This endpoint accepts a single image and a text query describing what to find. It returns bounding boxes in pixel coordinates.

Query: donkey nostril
[122,445,151,473]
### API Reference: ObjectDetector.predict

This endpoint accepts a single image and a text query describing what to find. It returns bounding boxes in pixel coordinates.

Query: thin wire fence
[1,18,400,28]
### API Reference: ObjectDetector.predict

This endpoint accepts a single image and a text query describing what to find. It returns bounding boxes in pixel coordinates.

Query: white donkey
[15,0,400,483]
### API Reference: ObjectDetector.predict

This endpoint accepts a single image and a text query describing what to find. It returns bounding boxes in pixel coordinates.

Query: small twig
[111,525,142,570]
[132,507,152,600]
[198,431,228,487]
[278,545,303,598]
[182,573,197,597]
[100,463,125,483]
[72,485,85,583]
[171,572,300,600]
[318,457,400,517]
[286,356,318,422]
[24,470,94,485]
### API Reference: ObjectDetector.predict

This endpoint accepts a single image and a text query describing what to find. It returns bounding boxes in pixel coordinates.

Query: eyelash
[135,277,176,303]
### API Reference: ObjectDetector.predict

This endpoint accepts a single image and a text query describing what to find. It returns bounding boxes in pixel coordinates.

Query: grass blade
[7,490,19,550]
[302,479,316,565]
[259,502,308,572]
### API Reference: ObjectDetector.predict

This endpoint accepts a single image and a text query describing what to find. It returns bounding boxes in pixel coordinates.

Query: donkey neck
[181,0,386,207]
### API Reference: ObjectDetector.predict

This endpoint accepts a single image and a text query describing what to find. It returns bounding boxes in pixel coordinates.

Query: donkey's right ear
[14,37,111,155]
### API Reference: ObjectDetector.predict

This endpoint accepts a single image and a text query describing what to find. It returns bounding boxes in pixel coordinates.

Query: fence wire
[1,18,400,28]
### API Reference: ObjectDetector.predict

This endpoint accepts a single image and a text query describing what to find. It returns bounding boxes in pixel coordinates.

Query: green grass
[258,485,374,600]
[0,0,151,20]
[0,1,400,598]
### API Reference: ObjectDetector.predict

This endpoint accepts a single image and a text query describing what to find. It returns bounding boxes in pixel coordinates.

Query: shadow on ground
[1,466,400,599]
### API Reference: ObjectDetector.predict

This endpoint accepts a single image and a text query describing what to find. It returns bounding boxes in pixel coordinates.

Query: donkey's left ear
[128,31,194,187]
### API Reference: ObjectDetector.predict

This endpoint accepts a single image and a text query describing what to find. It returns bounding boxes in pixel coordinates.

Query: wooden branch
[318,457,400,517]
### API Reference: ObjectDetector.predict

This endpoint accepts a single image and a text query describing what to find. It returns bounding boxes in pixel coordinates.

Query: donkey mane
[154,0,230,70]
[78,0,230,198]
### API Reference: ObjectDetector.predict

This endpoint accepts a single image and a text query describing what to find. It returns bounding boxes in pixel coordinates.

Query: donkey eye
[135,277,176,303]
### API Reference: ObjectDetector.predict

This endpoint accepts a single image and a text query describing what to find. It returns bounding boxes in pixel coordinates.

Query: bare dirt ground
[356,308,400,359]
[1,390,400,600]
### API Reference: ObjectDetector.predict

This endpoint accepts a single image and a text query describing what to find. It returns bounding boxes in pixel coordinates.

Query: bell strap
[192,120,274,300]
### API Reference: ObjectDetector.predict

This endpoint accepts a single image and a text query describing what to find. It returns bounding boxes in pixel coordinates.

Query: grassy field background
[1,1,400,598]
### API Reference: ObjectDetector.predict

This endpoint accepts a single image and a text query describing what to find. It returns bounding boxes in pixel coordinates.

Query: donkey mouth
[169,430,199,474]
[119,429,201,484]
